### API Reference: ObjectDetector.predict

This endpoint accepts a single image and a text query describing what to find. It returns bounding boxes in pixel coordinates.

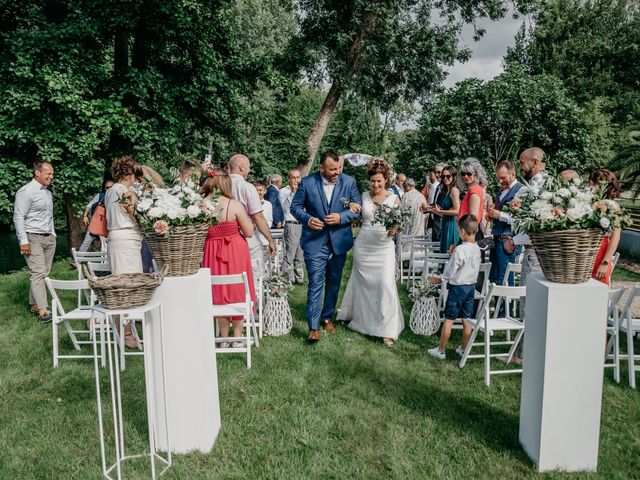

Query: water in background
[0,231,69,274]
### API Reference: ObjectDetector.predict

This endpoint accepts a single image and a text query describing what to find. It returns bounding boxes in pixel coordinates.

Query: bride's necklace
[370,190,388,203]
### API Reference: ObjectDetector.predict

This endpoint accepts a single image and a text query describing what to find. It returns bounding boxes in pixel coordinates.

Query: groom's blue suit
[291,172,362,330]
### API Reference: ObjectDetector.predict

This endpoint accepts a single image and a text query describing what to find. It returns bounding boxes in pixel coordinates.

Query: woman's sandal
[383,338,395,348]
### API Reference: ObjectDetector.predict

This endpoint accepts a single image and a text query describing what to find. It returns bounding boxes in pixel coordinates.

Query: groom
[291,151,362,343]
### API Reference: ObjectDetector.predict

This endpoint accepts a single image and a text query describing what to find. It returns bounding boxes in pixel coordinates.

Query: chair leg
[246,313,252,369]
[53,320,59,368]
[627,311,636,389]
[613,330,620,383]
[484,323,491,386]
[459,322,481,369]
[507,330,524,364]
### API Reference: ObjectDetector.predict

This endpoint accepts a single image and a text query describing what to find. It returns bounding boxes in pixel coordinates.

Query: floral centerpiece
[409,281,440,335]
[507,177,630,283]
[264,272,293,336]
[372,203,411,236]
[133,175,220,277]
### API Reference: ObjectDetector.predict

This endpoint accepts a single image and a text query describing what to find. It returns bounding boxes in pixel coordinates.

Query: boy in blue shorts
[427,214,481,360]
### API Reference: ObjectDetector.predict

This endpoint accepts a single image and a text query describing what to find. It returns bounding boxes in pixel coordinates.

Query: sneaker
[427,347,445,360]
[455,346,465,357]
[231,341,245,348]
[219,342,230,349]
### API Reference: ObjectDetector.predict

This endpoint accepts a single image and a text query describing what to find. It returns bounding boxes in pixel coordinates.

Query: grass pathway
[1,259,639,479]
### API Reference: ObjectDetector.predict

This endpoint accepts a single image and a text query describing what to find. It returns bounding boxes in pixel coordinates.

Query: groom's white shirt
[322,177,336,204]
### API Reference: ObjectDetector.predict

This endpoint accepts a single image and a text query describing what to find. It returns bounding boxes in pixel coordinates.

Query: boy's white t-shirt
[442,242,481,286]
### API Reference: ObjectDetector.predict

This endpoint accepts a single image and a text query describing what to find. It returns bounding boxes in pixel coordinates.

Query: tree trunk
[63,193,85,252]
[299,12,377,175]
[298,82,342,176]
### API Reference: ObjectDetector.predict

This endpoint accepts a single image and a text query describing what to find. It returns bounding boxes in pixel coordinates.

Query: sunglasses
[441,174,452,179]
[461,171,474,177]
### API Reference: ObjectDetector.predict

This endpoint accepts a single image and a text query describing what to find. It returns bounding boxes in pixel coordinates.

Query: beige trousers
[25,233,57,309]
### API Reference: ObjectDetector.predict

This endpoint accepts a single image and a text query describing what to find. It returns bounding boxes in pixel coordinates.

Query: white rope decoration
[264,294,293,336]
[409,296,440,336]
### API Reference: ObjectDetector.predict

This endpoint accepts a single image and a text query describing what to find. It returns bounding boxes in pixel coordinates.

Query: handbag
[87,203,108,237]
[475,231,494,251]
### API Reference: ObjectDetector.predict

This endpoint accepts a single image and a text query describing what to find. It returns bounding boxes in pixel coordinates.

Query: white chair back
[605,288,625,382]
[620,286,640,388]
[502,262,522,286]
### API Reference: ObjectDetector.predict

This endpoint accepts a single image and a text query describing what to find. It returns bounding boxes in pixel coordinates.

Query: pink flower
[153,220,169,235]
[552,206,565,217]
[510,198,521,210]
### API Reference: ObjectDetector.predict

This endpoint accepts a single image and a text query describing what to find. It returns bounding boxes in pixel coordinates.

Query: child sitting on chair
[427,214,481,360]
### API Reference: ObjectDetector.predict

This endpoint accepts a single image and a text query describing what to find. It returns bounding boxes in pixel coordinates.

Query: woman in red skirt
[589,169,622,286]
[202,169,256,347]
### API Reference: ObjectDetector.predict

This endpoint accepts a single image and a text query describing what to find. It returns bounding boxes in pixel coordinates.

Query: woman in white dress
[337,159,404,347]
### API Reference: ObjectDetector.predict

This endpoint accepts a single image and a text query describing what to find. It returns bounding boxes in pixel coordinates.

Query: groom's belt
[285,220,300,225]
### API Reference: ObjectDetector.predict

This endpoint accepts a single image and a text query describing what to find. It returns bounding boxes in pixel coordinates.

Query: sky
[443,12,526,88]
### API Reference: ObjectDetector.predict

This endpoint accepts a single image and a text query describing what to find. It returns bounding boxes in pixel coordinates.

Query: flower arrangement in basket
[132,173,220,277]
[507,177,630,283]
[372,202,411,236]
[408,281,441,336]
[263,273,293,336]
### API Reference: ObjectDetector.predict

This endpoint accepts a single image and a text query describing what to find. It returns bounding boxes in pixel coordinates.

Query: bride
[337,159,404,347]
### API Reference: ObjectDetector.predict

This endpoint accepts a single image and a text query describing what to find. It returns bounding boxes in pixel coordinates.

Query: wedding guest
[590,169,622,285]
[265,174,284,228]
[279,168,305,284]
[512,147,550,365]
[78,177,114,253]
[400,178,427,243]
[106,156,144,348]
[390,172,406,198]
[253,180,273,247]
[427,214,482,359]
[426,163,446,241]
[228,154,276,284]
[13,161,56,322]
[486,160,523,286]
[432,165,460,255]
[559,169,581,184]
[202,169,256,347]
[179,158,204,183]
[420,168,434,198]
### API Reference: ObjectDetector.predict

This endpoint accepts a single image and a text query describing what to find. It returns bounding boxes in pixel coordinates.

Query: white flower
[566,207,586,221]
[186,180,195,189]
[539,208,556,221]
[532,199,551,211]
[177,192,185,199]
[182,186,194,195]
[569,185,579,194]
[137,198,153,212]
[576,192,593,203]
[176,208,187,220]
[187,205,200,218]
[189,192,200,203]
[600,217,611,229]
[557,188,571,198]
[167,209,178,220]
[540,191,553,200]
[148,207,164,219]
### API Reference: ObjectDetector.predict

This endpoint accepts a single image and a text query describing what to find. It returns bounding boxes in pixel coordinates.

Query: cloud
[443,13,524,87]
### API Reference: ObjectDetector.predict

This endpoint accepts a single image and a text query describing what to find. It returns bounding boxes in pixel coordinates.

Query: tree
[505,0,640,125]
[609,126,640,196]
[292,0,540,176]
[0,0,286,245]
[399,66,610,182]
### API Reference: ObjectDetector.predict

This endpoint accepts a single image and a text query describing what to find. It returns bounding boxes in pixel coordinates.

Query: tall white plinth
[519,276,608,472]
[148,268,221,453]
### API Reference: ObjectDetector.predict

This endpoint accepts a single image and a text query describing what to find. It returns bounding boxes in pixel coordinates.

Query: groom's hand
[323,213,341,225]
[309,217,324,230]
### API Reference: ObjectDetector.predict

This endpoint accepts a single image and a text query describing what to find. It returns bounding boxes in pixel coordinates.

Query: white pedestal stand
[147,268,221,454]
[519,276,608,472]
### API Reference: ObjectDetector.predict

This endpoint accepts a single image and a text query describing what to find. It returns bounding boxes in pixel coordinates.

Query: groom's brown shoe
[307,330,321,343]
[322,320,337,334]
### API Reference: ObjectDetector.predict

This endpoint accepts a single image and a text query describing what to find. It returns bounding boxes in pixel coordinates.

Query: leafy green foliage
[398,66,610,182]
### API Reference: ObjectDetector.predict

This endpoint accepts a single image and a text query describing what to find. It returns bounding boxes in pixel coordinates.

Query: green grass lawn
[1,258,640,479]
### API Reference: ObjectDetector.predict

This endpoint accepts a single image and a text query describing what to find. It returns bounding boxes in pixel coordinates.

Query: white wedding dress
[337,192,404,339]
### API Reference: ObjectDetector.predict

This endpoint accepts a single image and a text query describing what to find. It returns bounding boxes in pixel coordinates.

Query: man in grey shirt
[14,161,56,322]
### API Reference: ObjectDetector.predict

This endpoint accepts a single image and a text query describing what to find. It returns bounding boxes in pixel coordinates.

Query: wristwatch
[601,260,609,265]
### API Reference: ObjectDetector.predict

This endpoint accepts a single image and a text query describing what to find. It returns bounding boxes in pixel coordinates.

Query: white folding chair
[100,236,108,252]
[620,286,640,388]
[604,288,625,383]
[269,229,285,275]
[45,278,104,367]
[474,262,492,314]
[502,262,522,287]
[211,273,259,369]
[397,234,435,283]
[459,284,526,385]
[72,248,109,306]
[251,258,265,339]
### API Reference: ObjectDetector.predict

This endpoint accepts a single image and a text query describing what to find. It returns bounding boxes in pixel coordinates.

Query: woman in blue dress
[433,165,460,254]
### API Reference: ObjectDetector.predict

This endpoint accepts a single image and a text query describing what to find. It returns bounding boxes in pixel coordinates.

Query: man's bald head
[519,147,546,181]
[228,154,250,178]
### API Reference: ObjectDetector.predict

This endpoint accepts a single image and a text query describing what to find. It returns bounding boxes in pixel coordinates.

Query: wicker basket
[530,228,603,284]
[143,223,209,277]
[84,265,167,309]
[264,294,293,336]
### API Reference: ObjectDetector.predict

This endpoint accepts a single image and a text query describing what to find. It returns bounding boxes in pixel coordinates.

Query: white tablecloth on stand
[148,268,221,453]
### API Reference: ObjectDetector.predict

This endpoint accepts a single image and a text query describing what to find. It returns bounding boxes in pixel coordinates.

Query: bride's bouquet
[373,203,411,236]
